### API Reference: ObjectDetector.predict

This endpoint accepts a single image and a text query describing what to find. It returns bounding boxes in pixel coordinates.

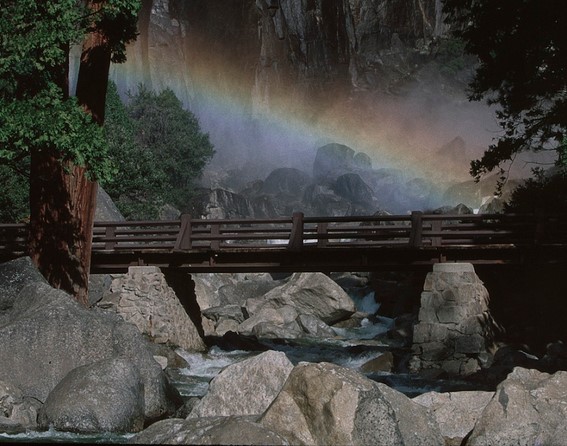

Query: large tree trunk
[28,0,112,306]
[28,153,98,306]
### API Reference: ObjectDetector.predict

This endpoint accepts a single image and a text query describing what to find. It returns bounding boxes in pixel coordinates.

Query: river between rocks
[0,292,484,444]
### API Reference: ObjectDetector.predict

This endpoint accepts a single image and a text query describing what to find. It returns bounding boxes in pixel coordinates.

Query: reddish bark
[28,1,113,305]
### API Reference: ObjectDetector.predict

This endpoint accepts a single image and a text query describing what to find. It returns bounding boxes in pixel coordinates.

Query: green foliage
[443,0,567,184]
[91,0,141,63]
[126,85,215,211]
[102,83,215,219]
[435,37,467,77]
[0,0,140,186]
[506,168,567,214]
[0,85,111,182]
[0,165,28,223]
[101,82,168,219]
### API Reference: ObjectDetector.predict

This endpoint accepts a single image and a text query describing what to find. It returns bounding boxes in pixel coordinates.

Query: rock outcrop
[0,258,180,425]
[188,350,294,418]
[413,390,494,444]
[129,416,290,445]
[259,361,444,446]
[238,272,356,339]
[38,358,145,433]
[0,380,41,434]
[467,367,567,446]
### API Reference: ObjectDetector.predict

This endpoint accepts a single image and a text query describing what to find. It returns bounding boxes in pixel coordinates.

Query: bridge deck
[1,212,566,273]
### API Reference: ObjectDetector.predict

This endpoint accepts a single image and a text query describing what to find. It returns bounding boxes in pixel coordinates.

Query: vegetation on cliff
[102,82,214,219]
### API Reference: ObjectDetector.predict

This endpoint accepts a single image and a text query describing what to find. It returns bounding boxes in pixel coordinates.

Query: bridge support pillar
[409,263,501,376]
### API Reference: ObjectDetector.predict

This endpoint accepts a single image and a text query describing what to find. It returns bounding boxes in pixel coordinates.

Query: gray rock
[413,390,494,444]
[0,263,179,421]
[251,320,304,340]
[95,186,125,222]
[88,273,112,307]
[260,361,443,446]
[217,278,282,307]
[202,304,245,324]
[38,357,145,433]
[252,272,356,325]
[238,305,300,338]
[333,173,376,206]
[467,367,567,445]
[313,143,356,181]
[0,257,46,320]
[214,318,240,336]
[189,350,293,418]
[260,167,311,197]
[0,380,41,433]
[296,314,336,338]
[129,416,290,445]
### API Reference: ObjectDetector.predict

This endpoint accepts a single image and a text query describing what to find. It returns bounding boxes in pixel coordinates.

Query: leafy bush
[102,83,214,219]
[0,164,28,223]
[505,168,567,214]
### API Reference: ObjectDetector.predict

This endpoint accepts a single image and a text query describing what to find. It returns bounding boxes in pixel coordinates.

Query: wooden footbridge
[1,212,566,273]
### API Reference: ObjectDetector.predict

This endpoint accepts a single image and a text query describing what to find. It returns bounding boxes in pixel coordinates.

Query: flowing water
[0,290,475,443]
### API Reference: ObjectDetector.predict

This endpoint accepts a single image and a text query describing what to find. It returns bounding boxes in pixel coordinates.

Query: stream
[0,292,478,444]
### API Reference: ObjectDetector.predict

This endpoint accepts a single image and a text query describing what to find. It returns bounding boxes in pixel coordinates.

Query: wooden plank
[174,214,192,250]
[288,212,304,252]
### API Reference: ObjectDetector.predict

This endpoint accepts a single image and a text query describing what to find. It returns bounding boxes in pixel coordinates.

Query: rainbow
[108,31,500,199]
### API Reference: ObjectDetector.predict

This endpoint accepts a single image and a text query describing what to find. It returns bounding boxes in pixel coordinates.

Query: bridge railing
[91,212,564,251]
[1,212,566,257]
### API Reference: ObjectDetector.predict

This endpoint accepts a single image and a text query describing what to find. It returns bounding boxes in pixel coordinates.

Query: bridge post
[210,224,220,250]
[535,208,545,245]
[409,211,423,247]
[105,226,116,250]
[174,214,192,250]
[317,222,328,248]
[288,212,304,252]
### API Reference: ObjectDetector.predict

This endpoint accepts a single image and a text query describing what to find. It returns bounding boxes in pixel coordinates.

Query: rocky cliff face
[113,0,453,113]
[110,0,496,212]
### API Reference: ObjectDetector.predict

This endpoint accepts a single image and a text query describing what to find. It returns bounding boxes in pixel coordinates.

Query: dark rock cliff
[112,0,457,116]
[109,0,493,212]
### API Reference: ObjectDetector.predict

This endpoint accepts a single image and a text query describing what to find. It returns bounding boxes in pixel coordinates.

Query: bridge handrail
[2,212,566,256]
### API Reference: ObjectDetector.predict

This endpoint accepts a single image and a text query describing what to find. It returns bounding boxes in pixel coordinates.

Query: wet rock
[188,350,293,418]
[189,188,255,219]
[129,416,290,445]
[38,358,145,434]
[467,367,567,445]
[260,361,443,446]
[360,351,394,373]
[0,380,41,433]
[313,143,356,181]
[250,272,356,325]
[296,314,336,338]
